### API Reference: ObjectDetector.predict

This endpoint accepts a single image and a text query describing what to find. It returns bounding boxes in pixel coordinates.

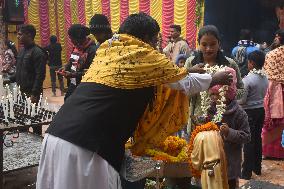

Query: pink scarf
[209,67,237,100]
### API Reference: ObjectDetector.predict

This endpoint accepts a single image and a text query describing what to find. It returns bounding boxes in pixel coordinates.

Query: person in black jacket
[57,24,97,101]
[15,24,47,135]
[15,24,46,102]
[44,35,64,96]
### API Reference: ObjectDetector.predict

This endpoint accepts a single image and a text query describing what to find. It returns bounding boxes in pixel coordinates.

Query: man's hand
[64,71,76,78]
[188,63,206,74]
[220,123,229,137]
[210,71,233,87]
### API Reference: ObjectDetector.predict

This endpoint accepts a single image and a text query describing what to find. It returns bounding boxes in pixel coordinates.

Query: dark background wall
[204,0,279,56]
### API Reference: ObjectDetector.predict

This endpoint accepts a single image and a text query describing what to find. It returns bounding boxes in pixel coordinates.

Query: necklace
[200,64,228,123]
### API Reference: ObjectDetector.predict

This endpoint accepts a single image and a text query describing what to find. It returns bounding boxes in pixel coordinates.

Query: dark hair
[170,25,181,33]
[198,25,220,43]
[118,13,160,41]
[239,29,252,40]
[275,29,284,45]
[19,24,36,39]
[89,14,112,34]
[50,35,57,44]
[248,50,265,69]
[5,40,17,56]
[194,25,229,66]
[68,24,90,40]
[191,50,230,67]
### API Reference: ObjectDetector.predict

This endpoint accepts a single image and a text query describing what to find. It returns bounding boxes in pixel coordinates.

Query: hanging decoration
[22,0,205,86]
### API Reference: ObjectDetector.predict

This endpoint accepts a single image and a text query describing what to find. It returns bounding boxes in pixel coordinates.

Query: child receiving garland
[238,50,268,179]
[208,67,251,189]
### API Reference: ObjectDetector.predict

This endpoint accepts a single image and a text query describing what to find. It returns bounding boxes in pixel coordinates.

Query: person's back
[240,73,268,109]
[45,35,64,96]
[232,29,259,77]
[46,42,62,67]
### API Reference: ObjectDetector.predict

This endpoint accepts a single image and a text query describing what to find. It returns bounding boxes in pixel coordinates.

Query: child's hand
[220,123,229,137]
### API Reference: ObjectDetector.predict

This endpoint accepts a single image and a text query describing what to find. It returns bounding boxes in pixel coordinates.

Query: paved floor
[4,88,63,189]
[3,88,284,189]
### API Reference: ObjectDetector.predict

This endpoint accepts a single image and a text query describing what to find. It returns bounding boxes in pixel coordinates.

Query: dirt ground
[239,159,284,188]
[3,88,284,188]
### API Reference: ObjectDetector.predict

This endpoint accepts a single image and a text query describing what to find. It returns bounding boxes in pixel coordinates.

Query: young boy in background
[238,50,268,179]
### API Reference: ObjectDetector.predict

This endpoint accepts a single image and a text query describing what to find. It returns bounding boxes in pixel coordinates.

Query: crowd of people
[0,12,284,189]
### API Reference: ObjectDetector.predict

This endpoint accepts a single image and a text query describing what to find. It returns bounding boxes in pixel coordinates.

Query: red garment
[2,49,16,74]
[262,81,284,158]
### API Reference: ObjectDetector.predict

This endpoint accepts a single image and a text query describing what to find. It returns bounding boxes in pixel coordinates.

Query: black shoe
[241,172,252,180]
[253,169,261,175]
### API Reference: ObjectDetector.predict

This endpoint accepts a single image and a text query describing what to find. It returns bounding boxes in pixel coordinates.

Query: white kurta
[36,134,122,189]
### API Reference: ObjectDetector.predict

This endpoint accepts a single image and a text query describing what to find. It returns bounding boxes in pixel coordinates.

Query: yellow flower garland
[145,146,188,163]
[188,122,219,178]
[144,136,188,162]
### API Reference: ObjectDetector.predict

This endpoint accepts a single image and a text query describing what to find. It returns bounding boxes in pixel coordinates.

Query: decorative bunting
[23,0,202,86]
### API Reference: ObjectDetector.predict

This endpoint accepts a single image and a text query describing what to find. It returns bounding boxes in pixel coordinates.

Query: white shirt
[167,73,212,96]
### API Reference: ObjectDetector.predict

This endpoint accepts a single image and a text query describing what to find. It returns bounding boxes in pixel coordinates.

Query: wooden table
[0,122,50,189]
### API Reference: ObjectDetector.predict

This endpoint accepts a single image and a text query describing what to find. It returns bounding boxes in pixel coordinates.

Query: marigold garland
[145,146,188,163]
[144,136,188,162]
[163,136,187,156]
[188,122,219,178]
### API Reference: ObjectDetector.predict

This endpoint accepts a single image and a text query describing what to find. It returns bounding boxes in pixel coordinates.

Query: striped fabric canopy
[24,0,201,65]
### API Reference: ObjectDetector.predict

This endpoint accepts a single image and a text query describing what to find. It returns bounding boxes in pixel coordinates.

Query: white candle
[24,100,26,114]
[6,84,10,96]
[27,97,31,116]
[31,103,36,117]
[13,87,17,103]
[44,97,47,109]
[9,95,15,119]
[37,94,42,113]
[4,97,8,122]
[18,87,22,103]
[17,92,21,104]
[0,75,4,97]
